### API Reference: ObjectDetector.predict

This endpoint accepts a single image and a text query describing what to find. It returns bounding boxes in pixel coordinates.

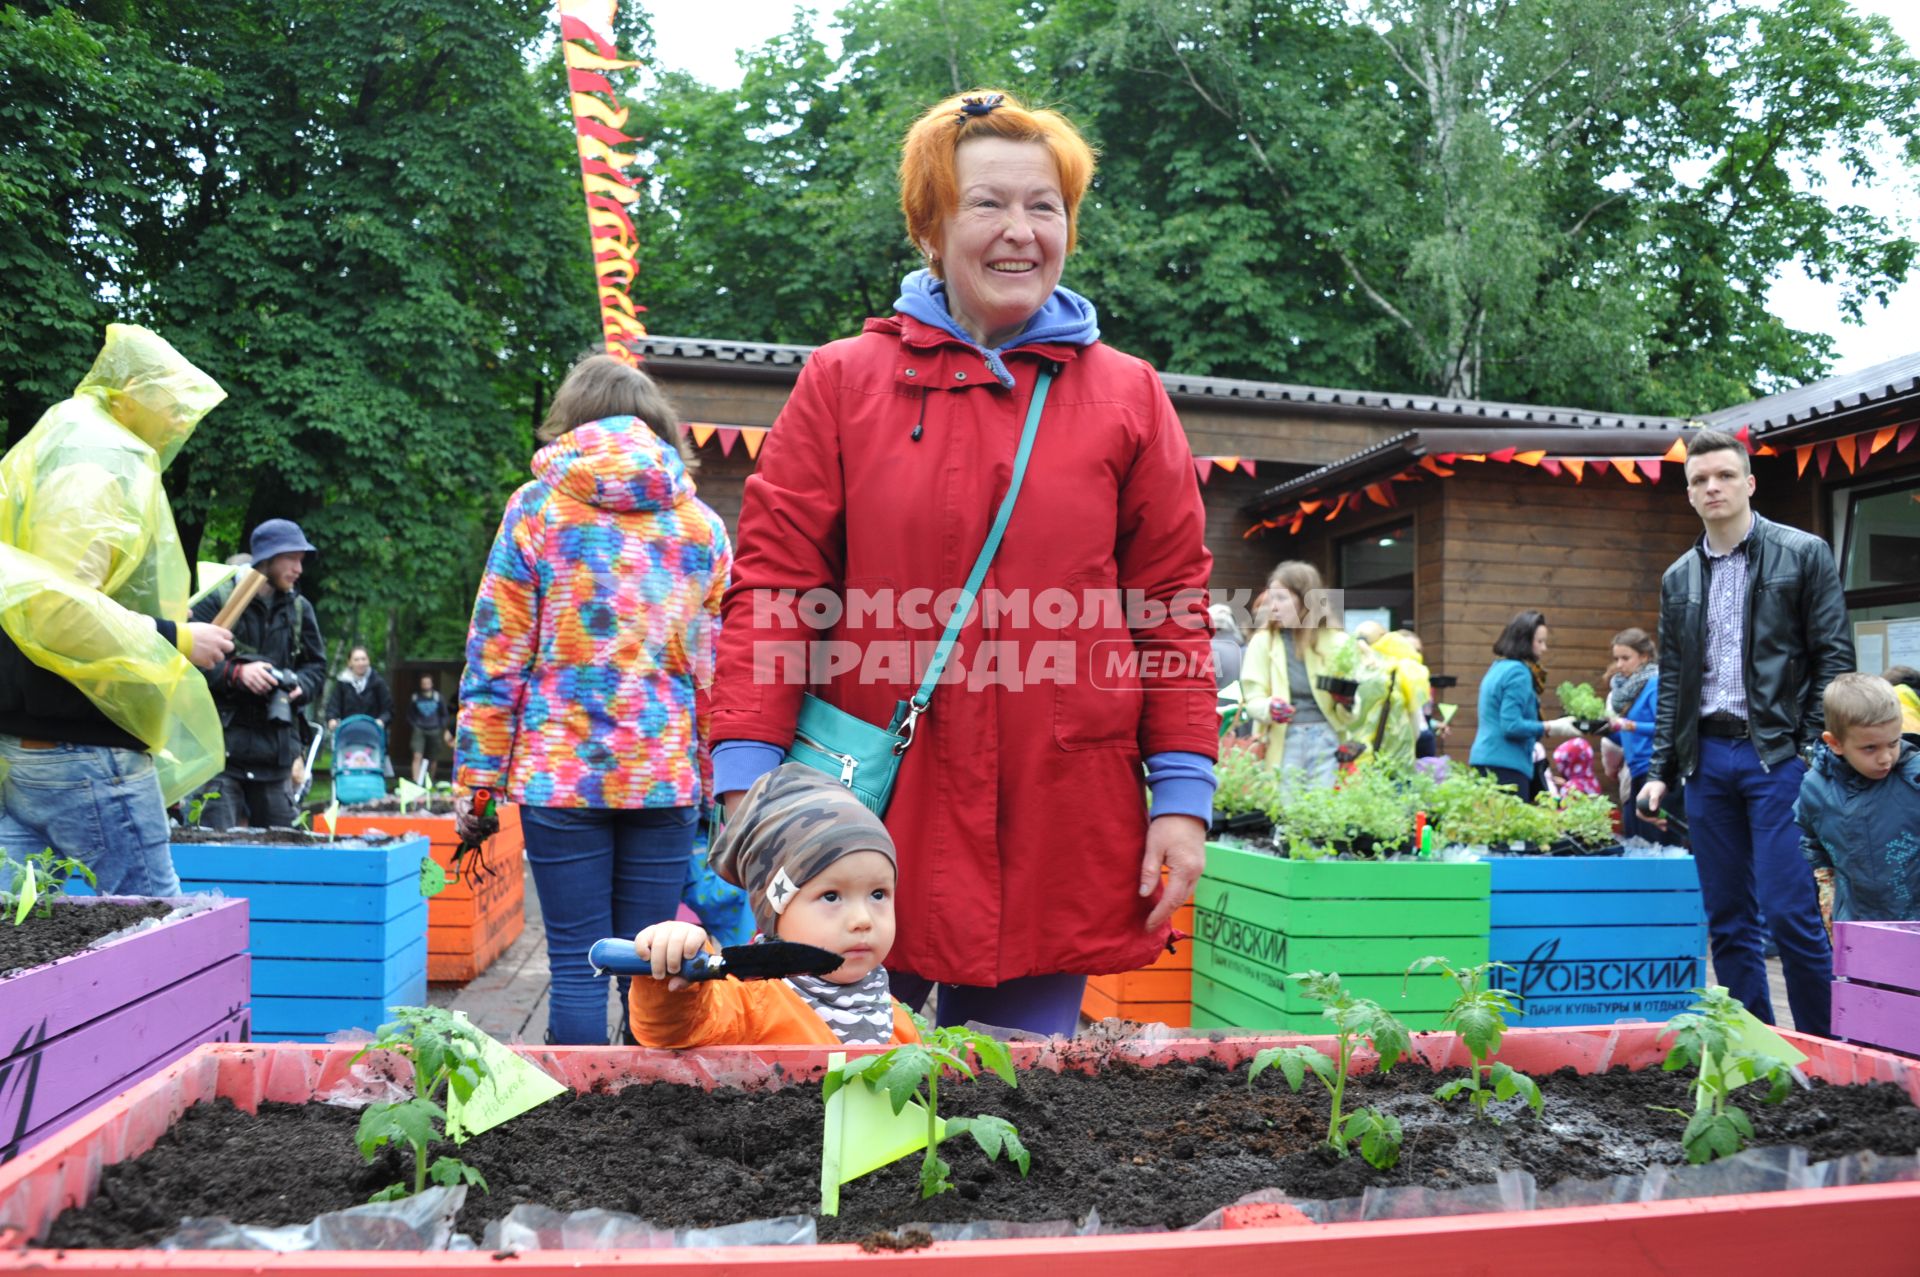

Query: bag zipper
[794,730,857,787]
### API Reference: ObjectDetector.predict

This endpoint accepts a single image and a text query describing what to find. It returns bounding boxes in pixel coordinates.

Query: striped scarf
[784,969,895,1045]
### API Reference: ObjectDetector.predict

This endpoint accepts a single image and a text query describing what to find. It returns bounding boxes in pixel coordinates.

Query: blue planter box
[1484,855,1707,1026]
[170,835,430,1042]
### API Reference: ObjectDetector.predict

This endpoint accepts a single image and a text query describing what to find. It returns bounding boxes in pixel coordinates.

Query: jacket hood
[74,324,227,468]
[892,269,1100,387]
[1809,737,1920,791]
[531,415,693,513]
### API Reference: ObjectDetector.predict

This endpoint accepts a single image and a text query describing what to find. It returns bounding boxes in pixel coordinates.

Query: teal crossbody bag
[783,367,1055,815]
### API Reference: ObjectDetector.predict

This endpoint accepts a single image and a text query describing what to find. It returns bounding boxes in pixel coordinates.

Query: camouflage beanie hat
[708,764,898,938]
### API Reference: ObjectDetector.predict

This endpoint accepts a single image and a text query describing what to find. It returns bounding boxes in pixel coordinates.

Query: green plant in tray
[351,1006,492,1202]
[1654,987,1794,1164]
[1247,971,1412,1169]
[1409,956,1542,1120]
[824,1018,1030,1200]
[1556,681,1610,721]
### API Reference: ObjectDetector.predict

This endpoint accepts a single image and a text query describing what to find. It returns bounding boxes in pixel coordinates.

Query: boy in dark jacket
[1795,674,1920,925]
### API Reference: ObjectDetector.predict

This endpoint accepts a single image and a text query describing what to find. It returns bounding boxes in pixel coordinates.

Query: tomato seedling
[1248,970,1412,1169]
[350,1006,492,1202]
[1654,986,1794,1164]
[823,1019,1030,1200]
[1408,956,1542,1120]
[3,848,97,926]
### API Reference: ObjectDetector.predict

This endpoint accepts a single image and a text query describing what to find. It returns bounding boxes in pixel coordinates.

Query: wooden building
[635,335,1920,753]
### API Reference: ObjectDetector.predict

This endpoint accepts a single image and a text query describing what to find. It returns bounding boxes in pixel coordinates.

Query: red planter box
[1833,920,1920,1057]
[1,1026,1917,1271]
[331,807,525,983]
[0,898,248,1164]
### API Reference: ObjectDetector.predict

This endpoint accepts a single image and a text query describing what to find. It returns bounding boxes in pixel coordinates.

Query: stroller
[331,714,388,805]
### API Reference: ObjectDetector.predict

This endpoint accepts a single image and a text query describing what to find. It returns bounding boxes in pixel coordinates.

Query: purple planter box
[0,897,249,1164]
[1832,920,1920,1058]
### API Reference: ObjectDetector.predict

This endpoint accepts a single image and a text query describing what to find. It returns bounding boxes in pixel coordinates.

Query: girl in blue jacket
[1469,610,1573,801]
[1607,627,1681,844]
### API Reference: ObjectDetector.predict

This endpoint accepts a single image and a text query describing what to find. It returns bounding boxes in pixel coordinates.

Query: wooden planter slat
[331,809,526,983]
[0,898,249,1164]
[1832,921,1920,1056]
[4,1027,1916,1270]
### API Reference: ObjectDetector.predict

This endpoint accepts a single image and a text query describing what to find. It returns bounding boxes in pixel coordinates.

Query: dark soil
[0,900,173,977]
[40,1058,1920,1249]
[169,828,398,847]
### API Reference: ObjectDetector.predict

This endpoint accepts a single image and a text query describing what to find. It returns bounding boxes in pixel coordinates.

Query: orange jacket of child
[628,974,921,1049]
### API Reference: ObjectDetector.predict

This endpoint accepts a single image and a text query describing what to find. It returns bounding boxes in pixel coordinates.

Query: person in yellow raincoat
[0,325,232,894]
[1239,561,1365,789]
[1350,627,1432,767]
[1886,666,1920,736]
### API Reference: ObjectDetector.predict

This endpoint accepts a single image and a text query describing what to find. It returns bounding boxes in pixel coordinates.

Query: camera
[259,664,301,725]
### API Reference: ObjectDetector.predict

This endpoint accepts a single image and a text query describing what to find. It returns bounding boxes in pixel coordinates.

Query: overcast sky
[644,0,1920,382]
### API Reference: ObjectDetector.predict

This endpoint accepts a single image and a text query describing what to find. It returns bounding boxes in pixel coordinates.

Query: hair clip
[957,93,1005,120]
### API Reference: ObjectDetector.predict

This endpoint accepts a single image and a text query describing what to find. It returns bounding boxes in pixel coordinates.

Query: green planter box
[1190,842,1491,1033]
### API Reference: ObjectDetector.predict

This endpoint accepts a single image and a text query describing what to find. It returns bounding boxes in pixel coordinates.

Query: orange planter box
[331,807,525,983]
[1083,901,1191,1027]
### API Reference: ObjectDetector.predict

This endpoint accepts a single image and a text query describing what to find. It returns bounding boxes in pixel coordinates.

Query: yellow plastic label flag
[445,1015,568,1143]
[395,777,427,814]
[322,798,340,840]
[1723,1003,1809,1076]
[190,561,242,606]
[12,860,36,925]
[1437,703,1459,724]
[819,1051,945,1216]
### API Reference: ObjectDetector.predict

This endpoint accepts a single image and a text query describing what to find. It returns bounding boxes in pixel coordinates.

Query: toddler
[1551,736,1601,796]
[1794,674,1920,924]
[628,764,921,1048]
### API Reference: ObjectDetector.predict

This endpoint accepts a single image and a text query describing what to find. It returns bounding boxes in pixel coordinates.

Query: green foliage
[1551,792,1619,849]
[351,1006,492,1201]
[1322,639,1364,681]
[2,848,97,925]
[183,790,221,828]
[1557,682,1610,721]
[1409,957,1542,1121]
[1277,761,1417,859]
[1248,971,1411,1169]
[1212,747,1282,822]
[1655,987,1795,1164]
[823,1018,1029,1201]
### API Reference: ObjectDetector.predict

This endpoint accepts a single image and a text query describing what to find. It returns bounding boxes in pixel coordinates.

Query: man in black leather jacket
[1642,429,1851,1037]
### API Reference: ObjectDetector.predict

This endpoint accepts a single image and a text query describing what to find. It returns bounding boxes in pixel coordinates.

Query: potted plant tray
[330,805,526,983]
[1833,920,1920,1057]
[0,896,248,1164]
[1482,855,1708,1027]
[168,833,430,1042]
[3,1027,1918,1272]
[1189,841,1490,1033]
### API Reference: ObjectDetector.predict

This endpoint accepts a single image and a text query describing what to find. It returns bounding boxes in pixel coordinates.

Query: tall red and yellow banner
[557,1,645,364]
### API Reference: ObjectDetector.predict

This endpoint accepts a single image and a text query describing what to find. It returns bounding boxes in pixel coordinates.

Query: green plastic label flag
[1722,1002,1808,1077]
[190,561,242,605]
[395,777,427,814]
[819,1051,945,1216]
[12,860,36,925]
[445,1016,567,1143]
[1437,702,1459,724]
[419,856,447,898]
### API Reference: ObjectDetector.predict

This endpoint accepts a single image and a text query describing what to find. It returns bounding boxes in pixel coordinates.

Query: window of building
[1839,478,1920,676]
[1338,522,1415,631]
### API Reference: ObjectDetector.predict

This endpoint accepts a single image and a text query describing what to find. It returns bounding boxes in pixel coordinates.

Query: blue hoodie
[1795,738,1920,922]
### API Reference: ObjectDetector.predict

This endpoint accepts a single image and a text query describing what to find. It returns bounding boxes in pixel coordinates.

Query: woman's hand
[1141,814,1205,932]
[1543,715,1577,738]
[1609,716,1634,735]
[1268,697,1296,725]
[452,792,499,843]
[634,921,710,990]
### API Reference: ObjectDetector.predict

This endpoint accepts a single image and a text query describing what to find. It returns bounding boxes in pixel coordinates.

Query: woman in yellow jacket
[1239,561,1364,789]
[1887,666,1920,735]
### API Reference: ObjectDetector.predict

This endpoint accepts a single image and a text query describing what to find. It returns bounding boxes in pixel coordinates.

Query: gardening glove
[453,792,500,844]
[1268,697,1296,725]
[1543,716,1577,738]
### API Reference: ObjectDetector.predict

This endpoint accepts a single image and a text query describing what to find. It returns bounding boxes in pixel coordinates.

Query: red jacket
[711,315,1217,986]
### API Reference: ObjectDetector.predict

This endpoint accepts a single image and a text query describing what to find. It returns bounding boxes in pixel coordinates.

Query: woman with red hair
[708,91,1217,1036]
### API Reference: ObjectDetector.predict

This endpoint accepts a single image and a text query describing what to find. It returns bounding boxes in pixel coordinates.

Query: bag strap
[897,365,1054,744]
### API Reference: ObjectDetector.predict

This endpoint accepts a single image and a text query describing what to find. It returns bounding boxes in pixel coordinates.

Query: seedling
[1556,681,1610,722]
[1654,986,1794,1164]
[823,1019,1029,1201]
[3,848,97,925]
[183,790,221,827]
[1408,956,1542,1120]
[350,1006,492,1201]
[1248,970,1412,1169]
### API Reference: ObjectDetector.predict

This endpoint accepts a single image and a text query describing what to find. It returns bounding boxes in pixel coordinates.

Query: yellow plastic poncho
[0,324,227,802]
[1350,631,1431,766]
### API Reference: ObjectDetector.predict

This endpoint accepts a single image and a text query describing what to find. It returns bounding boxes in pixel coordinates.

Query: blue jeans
[887,971,1089,1038]
[521,804,695,1044]
[0,736,179,896]
[1684,737,1831,1036]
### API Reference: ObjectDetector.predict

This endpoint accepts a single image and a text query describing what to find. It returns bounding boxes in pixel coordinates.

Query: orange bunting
[1662,438,1688,463]
[1836,434,1857,473]
[1755,444,1777,457]
[1299,500,1324,514]
[1419,457,1455,477]
[1565,459,1586,482]
[561,1,645,364]
[1513,450,1547,466]
[1611,459,1642,484]
[1364,482,1394,507]
[1871,426,1897,456]
[688,423,715,448]
[1325,493,1349,521]
[741,427,767,459]
[1796,445,1811,478]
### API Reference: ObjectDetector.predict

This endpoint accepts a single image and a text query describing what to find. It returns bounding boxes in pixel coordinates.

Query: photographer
[190,520,326,829]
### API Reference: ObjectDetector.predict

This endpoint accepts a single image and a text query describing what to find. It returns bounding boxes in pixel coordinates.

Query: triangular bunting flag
[1636,459,1661,482]
[690,423,715,448]
[1215,456,1242,473]
[1241,459,1257,476]
[1299,500,1324,514]
[1513,450,1546,466]
[1540,459,1562,476]
[1898,422,1919,452]
[1871,426,1897,455]
[1816,442,1833,477]
[1836,434,1857,473]
[1565,459,1586,482]
[717,427,739,457]
[1796,445,1812,478]
[1662,438,1688,463]
[1288,513,1305,534]
[1735,424,1753,452]
[1612,458,1642,483]
[1436,454,1459,464]
[1193,458,1212,485]
[1420,457,1455,477]
[1489,447,1518,464]
[742,427,767,459]
[1364,483,1394,507]
[1755,444,1777,456]
[1325,493,1348,520]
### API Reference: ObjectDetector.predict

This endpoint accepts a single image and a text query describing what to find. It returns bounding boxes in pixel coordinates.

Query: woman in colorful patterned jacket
[454,355,732,1044]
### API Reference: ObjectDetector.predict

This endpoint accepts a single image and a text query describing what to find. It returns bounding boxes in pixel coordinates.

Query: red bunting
[1541,459,1562,476]
[1489,447,1518,464]
[1735,424,1753,453]
[1636,459,1661,482]
[1193,458,1212,485]
[1242,460,1257,477]
[716,427,739,457]
[568,69,614,94]
[1899,423,1919,452]
[1816,442,1833,477]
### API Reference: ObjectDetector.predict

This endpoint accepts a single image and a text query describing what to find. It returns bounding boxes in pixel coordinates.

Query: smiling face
[772,850,897,985]
[934,137,1067,349]
[1824,718,1904,782]
[1685,447,1756,528]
